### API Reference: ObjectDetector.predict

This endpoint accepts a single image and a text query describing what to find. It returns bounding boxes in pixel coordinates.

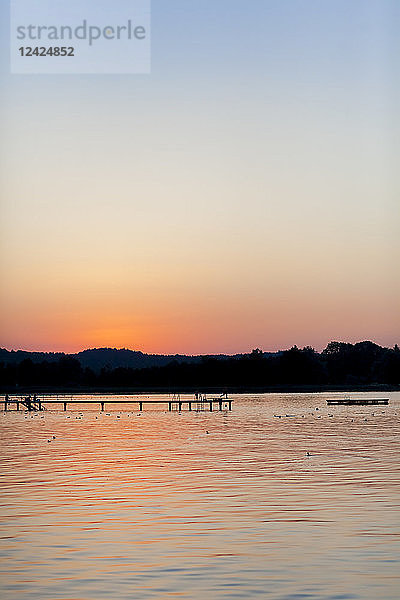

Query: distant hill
[0,348,65,365]
[76,348,204,372]
[0,347,258,373]
[1,342,398,390]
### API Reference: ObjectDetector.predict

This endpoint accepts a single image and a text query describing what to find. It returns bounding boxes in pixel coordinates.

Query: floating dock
[327,398,389,406]
[1,393,232,412]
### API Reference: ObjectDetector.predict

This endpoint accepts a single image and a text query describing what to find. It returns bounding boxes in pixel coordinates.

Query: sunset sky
[0,0,399,354]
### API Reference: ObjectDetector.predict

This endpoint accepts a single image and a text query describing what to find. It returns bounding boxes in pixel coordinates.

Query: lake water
[1,392,399,599]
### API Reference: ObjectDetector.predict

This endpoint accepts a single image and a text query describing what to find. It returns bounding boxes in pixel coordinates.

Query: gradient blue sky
[0,0,399,353]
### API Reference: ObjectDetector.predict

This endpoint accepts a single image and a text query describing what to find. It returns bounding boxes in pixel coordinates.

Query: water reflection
[0,392,399,599]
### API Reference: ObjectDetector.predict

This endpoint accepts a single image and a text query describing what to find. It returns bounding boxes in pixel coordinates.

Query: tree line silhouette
[0,341,399,391]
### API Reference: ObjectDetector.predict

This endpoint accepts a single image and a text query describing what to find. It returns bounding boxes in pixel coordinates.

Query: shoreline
[1,384,398,395]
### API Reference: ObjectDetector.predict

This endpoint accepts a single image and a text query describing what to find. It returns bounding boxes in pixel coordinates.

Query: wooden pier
[327,398,389,406]
[1,393,232,412]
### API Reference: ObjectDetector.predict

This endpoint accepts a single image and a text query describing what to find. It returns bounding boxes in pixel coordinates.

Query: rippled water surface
[1,392,399,599]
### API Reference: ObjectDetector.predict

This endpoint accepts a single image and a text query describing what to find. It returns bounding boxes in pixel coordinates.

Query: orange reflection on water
[0,393,399,599]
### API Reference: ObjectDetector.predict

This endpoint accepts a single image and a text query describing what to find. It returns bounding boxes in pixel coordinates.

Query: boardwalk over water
[1,393,232,413]
[327,398,389,406]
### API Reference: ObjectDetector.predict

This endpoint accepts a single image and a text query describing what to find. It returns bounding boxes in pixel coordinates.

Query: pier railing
[1,393,232,412]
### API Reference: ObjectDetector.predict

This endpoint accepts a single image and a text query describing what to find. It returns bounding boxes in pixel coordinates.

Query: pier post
[39,401,42,411]
[188,402,192,411]
[139,402,143,411]
[219,400,222,411]
[101,402,105,411]
[63,402,67,411]
[209,401,213,412]
[228,401,232,411]
[16,401,19,411]
[168,402,172,411]
[179,401,182,412]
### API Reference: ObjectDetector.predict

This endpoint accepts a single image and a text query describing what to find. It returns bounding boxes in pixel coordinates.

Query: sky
[0,0,399,354]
